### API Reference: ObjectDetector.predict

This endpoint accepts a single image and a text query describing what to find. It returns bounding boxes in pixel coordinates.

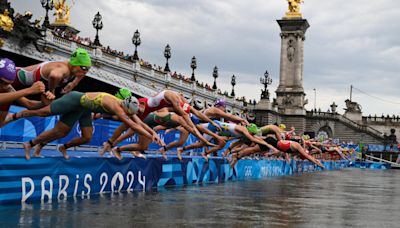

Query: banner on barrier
[0,154,348,204]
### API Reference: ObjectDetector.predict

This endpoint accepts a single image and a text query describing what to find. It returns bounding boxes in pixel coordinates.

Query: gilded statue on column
[285,0,304,18]
[53,0,74,25]
[0,9,13,32]
[0,9,13,47]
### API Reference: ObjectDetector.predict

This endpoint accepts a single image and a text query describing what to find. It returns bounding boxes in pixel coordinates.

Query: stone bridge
[253,109,384,144]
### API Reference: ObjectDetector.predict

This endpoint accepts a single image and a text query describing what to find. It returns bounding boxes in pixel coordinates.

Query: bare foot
[100,141,112,157]
[201,152,209,162]
[161,151,167,160]
[230,155,238,169]
[23,142,32,160]
[111,147,123,160]
[177,149,183,161]
[133,151,146,159]
[160,147,168,160]
[33,144,44,157]
[3,113,17,126]
[222,150,230,157]
[58,145,70,160]
[159,146,166,153]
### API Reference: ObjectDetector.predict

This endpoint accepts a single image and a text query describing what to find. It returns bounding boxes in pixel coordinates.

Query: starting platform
[0,148,350,204]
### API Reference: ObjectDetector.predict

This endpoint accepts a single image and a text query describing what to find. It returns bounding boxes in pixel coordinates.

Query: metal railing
[362,153,400,168]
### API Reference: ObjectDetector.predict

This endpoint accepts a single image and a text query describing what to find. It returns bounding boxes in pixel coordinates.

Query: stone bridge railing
[306,111,383,138]
[46,32,243,111]
[1,31,246,116]
[362,115,400,124]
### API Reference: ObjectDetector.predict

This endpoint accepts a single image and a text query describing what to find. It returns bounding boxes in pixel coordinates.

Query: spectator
[361,145,368,161]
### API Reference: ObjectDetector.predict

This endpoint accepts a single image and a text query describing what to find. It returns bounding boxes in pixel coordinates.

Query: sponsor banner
[0,154,349,204]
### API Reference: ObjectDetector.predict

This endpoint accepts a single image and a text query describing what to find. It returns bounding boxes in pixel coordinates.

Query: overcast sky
[10,0,400,115]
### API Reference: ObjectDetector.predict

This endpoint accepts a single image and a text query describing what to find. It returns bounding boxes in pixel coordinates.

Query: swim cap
[69,48,92,67]
[247,123,259,135]
[214,99,226,108]
[302,134,310,140]
[0,58,16,82]
[279,124,286,130]
[122,96,139,115]
[115,88,132,100]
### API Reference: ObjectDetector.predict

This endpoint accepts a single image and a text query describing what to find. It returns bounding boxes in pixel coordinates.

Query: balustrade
[11,32,244,110]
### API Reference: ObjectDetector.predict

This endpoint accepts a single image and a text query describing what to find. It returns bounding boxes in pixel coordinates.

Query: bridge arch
[309,120,334,139]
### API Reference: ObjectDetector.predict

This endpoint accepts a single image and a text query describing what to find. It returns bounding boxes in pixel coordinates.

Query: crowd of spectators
[50,27,243,101]
[52,28,93,47]
[101,46,134,62]
[366,114,400,122]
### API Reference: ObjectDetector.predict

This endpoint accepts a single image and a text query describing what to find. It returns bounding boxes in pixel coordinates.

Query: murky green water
[1,169,399,227]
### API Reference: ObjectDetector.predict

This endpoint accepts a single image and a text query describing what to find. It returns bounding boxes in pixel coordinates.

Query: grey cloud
[8,0,400,115]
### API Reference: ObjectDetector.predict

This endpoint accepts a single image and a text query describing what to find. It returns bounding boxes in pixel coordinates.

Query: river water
[1,168,399,227]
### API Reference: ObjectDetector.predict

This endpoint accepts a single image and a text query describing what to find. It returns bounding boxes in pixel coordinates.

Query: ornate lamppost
[40,0,54,28]
[190,56,197,82]
[131,29,141,61]
[92,12,103,46]
[164,44,171,72]
[313,88,317,111]
[231,74,236,97]
[260,70,272,100]
[212,66,218,89]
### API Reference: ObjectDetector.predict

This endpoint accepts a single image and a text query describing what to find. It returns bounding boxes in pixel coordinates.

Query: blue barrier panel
[0,106,220,153]
[0,149,349,205]
[350,161,391,169]
[0,106,239,156]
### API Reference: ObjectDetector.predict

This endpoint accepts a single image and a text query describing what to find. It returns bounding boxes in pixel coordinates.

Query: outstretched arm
[0,82,45,105]
[190,108,220,130]
[153,125,167,132]
[211,108,249,125]
[197,124,224,142]
[114,109,152,140]
[132,114,165,146]
[47,69,64,94]
[61,75,84,94]
[223,139,242,156]
[17,91,55,110]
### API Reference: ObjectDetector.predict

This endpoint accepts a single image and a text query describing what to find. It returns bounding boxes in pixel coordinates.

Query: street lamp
[92,12,103,46]
[131,29,141,61]
[40,0,54,28]
[313,88,317,111]
[212,66,218,89]
[190,56,197,82]
[231,74,236,97]
[260,70,272,100]
[164,44,171,72]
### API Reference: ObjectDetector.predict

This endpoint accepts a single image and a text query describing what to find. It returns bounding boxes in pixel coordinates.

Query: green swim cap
[247,123,259,135]
[115,88,132,100]
[69,48,92,67]
[302,134,310,140]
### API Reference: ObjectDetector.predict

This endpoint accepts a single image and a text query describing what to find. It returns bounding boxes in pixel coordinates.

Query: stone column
[275,19,309,115]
